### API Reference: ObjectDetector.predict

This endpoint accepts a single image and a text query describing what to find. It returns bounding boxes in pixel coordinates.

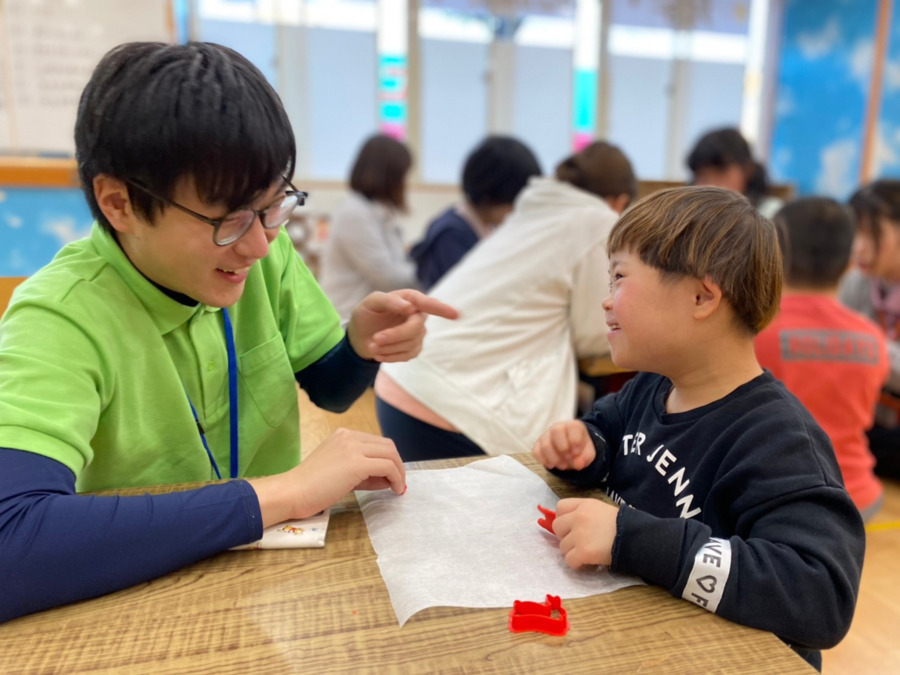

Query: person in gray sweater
[319,134,418,322]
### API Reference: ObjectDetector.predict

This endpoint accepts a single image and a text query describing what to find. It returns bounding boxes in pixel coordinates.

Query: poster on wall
[0,0,172,155]
[0,0,172,276]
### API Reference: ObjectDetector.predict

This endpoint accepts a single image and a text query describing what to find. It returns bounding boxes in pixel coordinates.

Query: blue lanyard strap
[222,307,239,479]
[184,307,239,480]
[187,395,222,480]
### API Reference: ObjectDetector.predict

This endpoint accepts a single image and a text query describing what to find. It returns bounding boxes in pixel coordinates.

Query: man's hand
[347,289,458,362]
[247,428,406,527]
[532,420,596,470]
[553,498,618,568]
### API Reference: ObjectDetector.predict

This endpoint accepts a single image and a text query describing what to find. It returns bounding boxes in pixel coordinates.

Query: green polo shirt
[0,224,344,491]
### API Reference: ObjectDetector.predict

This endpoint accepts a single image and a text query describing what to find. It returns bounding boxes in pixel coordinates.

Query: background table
[0,455,813,674]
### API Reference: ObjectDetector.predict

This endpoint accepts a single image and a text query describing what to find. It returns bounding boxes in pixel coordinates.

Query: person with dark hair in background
[319,134,418,322]
[410,136,542,290]
[755,197,888,520]
[0,42,456,623]
[687,126,782,218]
[839,178,900,479]
[375,140,636,461]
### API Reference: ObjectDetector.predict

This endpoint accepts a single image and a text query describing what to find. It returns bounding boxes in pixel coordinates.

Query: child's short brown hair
[607,186,782,335]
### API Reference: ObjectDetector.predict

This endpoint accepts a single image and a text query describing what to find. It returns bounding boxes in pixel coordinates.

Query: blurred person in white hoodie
[375,141,636,460]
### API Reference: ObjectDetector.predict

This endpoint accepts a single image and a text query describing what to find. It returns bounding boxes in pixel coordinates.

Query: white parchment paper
[357,455,642,625]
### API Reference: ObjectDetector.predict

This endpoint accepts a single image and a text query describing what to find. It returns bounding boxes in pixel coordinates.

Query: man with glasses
[0,41,456,622]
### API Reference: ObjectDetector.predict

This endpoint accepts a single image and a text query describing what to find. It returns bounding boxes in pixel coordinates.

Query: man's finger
[370,344,422,362]
[372,313,426,345]
[363,291,415,315]
[363,456,405,493]
[371,336,420,353]
[394,289,459,320]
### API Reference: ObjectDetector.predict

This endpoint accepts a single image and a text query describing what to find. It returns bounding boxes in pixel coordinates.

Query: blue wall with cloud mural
[874,4,900,176]
[0,188,94,276]
[770,0,877,200]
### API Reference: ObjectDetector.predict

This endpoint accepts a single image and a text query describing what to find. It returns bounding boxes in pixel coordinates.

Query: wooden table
[0,456,813,674]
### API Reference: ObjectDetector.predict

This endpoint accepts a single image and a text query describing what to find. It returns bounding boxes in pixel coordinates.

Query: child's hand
[532,420,596,470]
[552,498,618,568]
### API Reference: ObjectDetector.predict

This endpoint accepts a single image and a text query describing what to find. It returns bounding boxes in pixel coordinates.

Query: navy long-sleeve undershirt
[296,333,380,412]
[0,334,377,623]
[0,448,261,622]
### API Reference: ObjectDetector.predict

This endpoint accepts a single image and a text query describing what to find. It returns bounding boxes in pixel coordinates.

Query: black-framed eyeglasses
[125,179,308,246]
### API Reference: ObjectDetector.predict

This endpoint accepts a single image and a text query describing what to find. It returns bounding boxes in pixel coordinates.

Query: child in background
[755,197,888,520]
[687,127,782,218]
[533,186,864,670]
[410,135,541,290]
[839,179,900,479]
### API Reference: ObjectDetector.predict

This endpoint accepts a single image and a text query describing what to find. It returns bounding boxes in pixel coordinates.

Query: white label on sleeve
[681,537,732,614]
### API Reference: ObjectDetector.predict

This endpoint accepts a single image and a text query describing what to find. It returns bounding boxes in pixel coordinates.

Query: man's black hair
[686,127,769,207]
[75,42,296,232]
[461,136,541,207]
[687,127,751,172]
[774,197,854,288]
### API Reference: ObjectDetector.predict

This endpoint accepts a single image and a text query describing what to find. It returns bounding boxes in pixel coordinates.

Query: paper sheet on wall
[231,509,330,550]
[1,0,172,153]
[357,455,643,625]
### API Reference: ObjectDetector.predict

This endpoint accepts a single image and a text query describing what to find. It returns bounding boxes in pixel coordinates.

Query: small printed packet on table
[231,509,331,550]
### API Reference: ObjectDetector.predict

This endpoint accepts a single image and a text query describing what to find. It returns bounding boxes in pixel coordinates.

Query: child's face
[602,250,698,374]
[851,216,900,282]
[692,164,747,194]
[120,176,287,307]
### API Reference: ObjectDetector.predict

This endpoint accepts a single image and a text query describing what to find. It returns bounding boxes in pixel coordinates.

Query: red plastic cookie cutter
[537,505,556,535]
[508,594,570,636]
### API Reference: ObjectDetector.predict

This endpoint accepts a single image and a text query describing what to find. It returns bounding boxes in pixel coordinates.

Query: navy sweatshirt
[410,208,478,291]
[554,371,865,669]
